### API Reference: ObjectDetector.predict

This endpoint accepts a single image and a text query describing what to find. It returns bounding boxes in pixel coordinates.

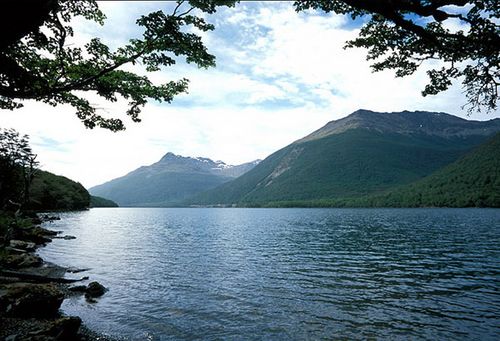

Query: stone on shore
[52,235,76,240]
[0,283,64,318]
[66,267,89,274]
[39,316,82,340]
[0,213,112,341]
[4,254,43,268]
[1,316,82,341]
[9,240,36,252]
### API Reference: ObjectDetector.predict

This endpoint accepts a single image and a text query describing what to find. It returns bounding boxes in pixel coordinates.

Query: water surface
[39,208,500,340]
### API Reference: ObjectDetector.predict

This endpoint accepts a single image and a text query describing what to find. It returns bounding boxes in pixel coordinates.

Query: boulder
[36,227,59,236]
[10,240,36,251]
[85,281,107,298]
[43,316,82,340]
[20,227,57,245]
[5,253,43,268]
[0,283,64,317]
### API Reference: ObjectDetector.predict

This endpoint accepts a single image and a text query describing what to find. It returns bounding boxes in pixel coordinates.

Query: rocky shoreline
[0,213,117,341]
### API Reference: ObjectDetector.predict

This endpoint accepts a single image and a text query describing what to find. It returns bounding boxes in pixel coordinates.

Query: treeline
[90,196,118,208]
[1,129,90,211]
[29,171,90,210]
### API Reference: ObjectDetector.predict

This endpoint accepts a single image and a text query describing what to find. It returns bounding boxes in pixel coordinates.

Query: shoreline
[0,212,119,341]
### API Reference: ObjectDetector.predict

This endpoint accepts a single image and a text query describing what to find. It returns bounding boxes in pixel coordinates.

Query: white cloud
[1,1,498,189]
[0,99,331,188]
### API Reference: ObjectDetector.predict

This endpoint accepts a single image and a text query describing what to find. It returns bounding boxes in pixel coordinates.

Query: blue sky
[0,1,498,188]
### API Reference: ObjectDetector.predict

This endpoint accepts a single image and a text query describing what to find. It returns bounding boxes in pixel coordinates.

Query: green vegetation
[28,170,90,211]
[1,128,90,212]
[1,0,497,128]
[356,133,500,207]
[295,1,500,113]
[188,111,499,208]
[237,133,500,208]
[90,196,118,208]
[0,0,236,131]
[0,129,38,209]
[190,130,490,205]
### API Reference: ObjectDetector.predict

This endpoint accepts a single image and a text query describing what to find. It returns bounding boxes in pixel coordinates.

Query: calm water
[38,208,500,340]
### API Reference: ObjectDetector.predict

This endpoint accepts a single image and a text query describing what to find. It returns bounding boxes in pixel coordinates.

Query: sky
[1,1,498,188]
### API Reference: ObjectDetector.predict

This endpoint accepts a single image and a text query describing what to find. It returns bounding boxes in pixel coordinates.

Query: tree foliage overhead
[0,0,236,131]
[295,0,500,114]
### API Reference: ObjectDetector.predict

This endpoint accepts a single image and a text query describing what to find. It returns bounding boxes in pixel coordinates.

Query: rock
[5,253,43,268]
[9,316,82,341]
[85,281,106,298]
[0,283,64,317]
[18,254,43,268]
[85,296,98,304]
[5,227,23,241]
[31,216,43,225]
[5,246,28,253]
[66,267,89,274]
[36,227,59,236]
[18,228,53,245]
[44,316,82,340]
[22,227,58,245]
[68,285,87,293]
[10,240,36,251]
[52,236,76,240]
[40,214,61,222]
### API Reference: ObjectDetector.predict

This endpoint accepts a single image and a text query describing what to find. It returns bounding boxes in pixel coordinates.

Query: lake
[38,208,500,340]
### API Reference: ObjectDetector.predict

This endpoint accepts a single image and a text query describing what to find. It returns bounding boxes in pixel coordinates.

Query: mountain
[89,153,260,206]
[188,110,500,206]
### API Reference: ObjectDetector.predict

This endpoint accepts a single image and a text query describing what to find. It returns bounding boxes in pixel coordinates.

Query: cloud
[0,1,498,189]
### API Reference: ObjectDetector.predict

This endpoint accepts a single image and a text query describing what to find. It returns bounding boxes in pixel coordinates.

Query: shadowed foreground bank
[0,212,118,341]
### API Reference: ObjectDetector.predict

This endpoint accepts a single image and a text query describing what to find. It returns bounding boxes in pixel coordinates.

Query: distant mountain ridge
[299,109,500,142]
[187,110,500,206]
[153,152,260,178]
[89,153,260,206]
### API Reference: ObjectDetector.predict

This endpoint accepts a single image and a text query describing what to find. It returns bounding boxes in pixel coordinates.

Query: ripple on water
[38,208,500,340]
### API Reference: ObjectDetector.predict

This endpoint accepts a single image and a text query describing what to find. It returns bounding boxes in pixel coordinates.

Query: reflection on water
[39,208,500,340]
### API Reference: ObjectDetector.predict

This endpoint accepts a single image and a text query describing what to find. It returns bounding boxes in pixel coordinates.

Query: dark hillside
[28,170,90,210]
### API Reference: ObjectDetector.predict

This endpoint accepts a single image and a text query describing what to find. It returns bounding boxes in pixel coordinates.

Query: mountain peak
[89,153,260,206]
[160,152,179,162]
[298,109,500,143]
